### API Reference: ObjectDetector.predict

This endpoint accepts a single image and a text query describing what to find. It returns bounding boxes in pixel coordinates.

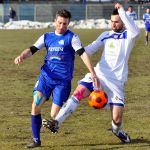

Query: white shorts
[79,73,125,107]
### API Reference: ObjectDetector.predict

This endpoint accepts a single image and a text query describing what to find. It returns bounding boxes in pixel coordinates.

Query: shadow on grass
[51,138,149,150]
[131,137,150,145]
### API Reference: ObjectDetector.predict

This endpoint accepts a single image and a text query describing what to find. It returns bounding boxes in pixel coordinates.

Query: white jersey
[126,11,137,20]
[85,8,140,82]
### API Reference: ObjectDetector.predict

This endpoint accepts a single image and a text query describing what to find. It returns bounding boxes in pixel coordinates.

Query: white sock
[112,120,122,134]
[55,96,79,124]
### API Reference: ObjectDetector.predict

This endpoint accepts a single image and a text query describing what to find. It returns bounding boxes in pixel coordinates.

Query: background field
[0,29,149,150]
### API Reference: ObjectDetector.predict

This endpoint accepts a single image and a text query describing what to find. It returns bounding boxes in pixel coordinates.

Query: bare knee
[31,91,46,115]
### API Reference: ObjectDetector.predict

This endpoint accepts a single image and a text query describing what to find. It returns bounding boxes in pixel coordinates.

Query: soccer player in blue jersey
[143,7,150,46]
[43,3,140,144]
[14,9,99,148]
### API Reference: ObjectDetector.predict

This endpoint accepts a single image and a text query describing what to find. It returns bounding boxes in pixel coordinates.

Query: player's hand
[91,74,100,91]
[115,3,123,9]
[14,55,23,65]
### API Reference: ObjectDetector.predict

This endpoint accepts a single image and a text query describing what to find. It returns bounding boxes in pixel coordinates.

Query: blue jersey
[143,13,150,27]
[40,30,75,80]
[33,30,83,104]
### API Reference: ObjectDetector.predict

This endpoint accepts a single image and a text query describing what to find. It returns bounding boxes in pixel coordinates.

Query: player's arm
[14,46,39,65]
[72,35,100,88]
[115,3,140,38]
[14,35,45,65]
[80,51,100,88]
[84,32,106,56]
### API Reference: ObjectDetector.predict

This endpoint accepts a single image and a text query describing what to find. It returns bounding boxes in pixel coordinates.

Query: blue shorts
[145,25,150,32]
[34,74,71,107]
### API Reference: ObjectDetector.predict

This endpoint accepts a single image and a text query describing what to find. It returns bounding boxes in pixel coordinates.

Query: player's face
[146,8,150,14]
[55,16,70,34]
[111,15,124,32]
[128,7,132,12]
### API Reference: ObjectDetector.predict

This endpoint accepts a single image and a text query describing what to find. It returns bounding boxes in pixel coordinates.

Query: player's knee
[33,91,46,106]
[73,86,89,101]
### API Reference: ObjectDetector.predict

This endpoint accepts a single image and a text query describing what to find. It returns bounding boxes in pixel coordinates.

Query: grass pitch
[0,29,149,150]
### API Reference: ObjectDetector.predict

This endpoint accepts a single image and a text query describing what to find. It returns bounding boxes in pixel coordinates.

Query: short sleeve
[33,34,45,49]
[71,34,83,51]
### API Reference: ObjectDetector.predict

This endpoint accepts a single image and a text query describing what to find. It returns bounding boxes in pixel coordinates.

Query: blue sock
[31,114,42,143]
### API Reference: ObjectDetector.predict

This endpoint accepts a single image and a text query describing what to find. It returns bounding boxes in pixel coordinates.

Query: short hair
[55,9,71,20]
[112,9,119,15]
[128,5,133,9]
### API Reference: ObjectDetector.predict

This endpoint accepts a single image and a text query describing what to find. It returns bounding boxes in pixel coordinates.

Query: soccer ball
[88,90,108,109]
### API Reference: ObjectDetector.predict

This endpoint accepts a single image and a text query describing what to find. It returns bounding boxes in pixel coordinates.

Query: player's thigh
[52,81,71,107]
[34,75,52,98]
[100,77,125,107]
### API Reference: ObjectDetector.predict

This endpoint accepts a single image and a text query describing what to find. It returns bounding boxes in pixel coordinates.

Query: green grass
[0,29,150,150]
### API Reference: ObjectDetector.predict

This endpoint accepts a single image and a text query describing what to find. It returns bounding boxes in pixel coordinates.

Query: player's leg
[145,30,148,46]
[26,90,47,148]
[43,84,91,133]
[107,79,131,143]
[55,84,91,124]
[42,80,72,132]
[102,77,131,143]
[42,103,61,133]
[51,103,61,119]
[54,73,93,125]
[43,73,93,133]
[26,75,50,148]
[111,105,131,143]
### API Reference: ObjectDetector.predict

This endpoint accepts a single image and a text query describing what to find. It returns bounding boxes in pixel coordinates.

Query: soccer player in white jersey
[143,7,150,46]
[126,5,137,21]
[14,9,99,148]
[43,3,140,143]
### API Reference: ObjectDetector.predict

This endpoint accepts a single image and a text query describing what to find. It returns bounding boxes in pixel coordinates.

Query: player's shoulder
[100,31,110,37]
[65,30,78,40]
[66,29,76,36]
[44,31,54,35]
[95,31,110,41]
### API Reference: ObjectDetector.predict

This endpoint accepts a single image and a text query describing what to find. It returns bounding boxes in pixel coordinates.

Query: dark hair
[112,8,119,15]
[56,9,71,20]
[128,5,133,9]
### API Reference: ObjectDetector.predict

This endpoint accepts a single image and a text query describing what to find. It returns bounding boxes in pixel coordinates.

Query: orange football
[88,90,108,109]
